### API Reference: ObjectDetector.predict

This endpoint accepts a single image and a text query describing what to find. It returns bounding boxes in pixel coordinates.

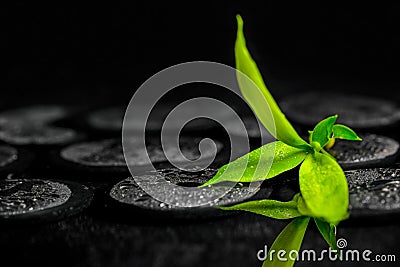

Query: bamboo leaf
[298,153,349,224]
[201,141,307,186]
[219,194,301,219]
[235,15,311,151]
[263,217,310,267]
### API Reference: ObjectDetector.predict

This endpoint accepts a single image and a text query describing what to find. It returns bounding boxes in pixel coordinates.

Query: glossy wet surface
[0,179,71,216]
[281,92,400,129]
[0,106,69,124]
[330,134,399,169]
[87,105,234,132]
[110,168,263,214]
[61,138,223,167]
[1,205,399,267]
[223,116,275,141]
[0,124,78,145]
[0,101,398,266]
[0,106,79,145]
[347,168,400,212]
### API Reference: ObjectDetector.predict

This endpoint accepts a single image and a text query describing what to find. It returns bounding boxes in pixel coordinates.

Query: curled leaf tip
[236,14,243,27]
[236,15,244,43]
[234,15,311,151]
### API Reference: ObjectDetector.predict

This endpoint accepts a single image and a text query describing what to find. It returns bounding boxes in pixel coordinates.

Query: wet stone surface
[87,107,124,131]
[0,145,18,168]
[223,116,274,141]
[0,106,79,145]
[109,168,264,216]
[347,168,400,215]
[0,178,94,223]
[281,92,400,129]
[0,124,78,145]
[0,179,71,216]
[61,137,223,167]
[0,106,69,124]
[330,134,399,169]
[87,105,233,132]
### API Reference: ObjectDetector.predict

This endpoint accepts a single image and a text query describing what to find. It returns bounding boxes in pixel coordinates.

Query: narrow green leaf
[201,141,307,186]
[235,15,311,151]
[310,115,338,150]
[263,217,310,267]
[298,153,349,224]
[333,124,362,141]
[219,194,301,220]
[314,218,338,251]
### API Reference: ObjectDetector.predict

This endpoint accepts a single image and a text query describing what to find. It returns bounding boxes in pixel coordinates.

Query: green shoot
[203,14,364,267]
[218,194,301,220]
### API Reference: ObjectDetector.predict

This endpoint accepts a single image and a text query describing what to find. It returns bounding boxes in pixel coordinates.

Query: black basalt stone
[223,116,275,141]
[86,105,233,133]
[108,168,271,220]
[346,168,400,218]
[57,137,224,174]
[0,178,93,223]
[280,92,400,130]
[0,106,81,146]
[329,134,399,170]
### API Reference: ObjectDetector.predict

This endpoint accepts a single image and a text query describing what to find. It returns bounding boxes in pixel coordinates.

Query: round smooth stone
[347,168,400,218]
[0,145,18,168]
[87,105,233,132]
[0,178,93,223]
[109,168,270,219]
[60,137,223,169]
[0,124,78,145]
[223,116,275,141]
[0,106,69,124]
[0,106,80,145]
[329,134,399,169]
[280,92,400,129]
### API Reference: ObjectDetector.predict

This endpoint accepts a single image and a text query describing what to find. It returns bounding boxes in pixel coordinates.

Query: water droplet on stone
[346,168,400,216]
[109,168,263,218]
[330,134,399,169]
[61,137,223,168]
[0,179,71,216]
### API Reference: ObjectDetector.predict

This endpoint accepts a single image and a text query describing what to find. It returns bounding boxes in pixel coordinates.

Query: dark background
[3,2,400,267]
[5,2,400,107]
